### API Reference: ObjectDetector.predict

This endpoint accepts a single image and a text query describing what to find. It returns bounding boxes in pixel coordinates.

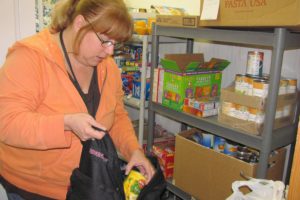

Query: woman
[0,0,154,199]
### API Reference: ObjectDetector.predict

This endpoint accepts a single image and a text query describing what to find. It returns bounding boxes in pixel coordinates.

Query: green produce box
[161,54,229,111]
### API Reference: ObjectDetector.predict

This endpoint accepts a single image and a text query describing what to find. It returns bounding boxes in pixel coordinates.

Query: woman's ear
[73,15,86,32]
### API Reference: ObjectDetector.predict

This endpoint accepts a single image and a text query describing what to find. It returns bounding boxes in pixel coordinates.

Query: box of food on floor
[152,142,175,179]
[173,128,286,200]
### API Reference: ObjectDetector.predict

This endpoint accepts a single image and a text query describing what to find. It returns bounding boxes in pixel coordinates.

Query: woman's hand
[125,149,155,184]
[64,113,106,141]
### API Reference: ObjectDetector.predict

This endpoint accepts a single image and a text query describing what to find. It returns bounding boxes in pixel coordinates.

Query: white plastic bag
[226,178,285,200]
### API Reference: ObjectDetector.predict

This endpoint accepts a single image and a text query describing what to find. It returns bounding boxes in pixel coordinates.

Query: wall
[0,0,35,65]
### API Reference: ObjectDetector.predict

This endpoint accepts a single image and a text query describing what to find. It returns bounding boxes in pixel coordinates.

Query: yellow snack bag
[123,170,146,200]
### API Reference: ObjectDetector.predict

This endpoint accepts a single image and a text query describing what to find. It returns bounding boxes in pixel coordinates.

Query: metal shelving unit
[147,25,300,199]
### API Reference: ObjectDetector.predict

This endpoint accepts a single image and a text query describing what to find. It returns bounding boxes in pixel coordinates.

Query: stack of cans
[190,130,259,163]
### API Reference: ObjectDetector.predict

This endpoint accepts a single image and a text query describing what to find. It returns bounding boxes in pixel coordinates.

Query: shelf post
[181,38,194,131]
[147,24,159,152]
[257,28,287,178]
[137,35,148,145]
[186,38,194,53]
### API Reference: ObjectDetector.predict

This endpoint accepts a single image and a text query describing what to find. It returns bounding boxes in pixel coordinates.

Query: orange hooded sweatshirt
[0,29,140,199]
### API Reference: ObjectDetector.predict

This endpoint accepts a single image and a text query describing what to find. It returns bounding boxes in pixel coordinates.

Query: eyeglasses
[86,20,123,50]
[94,33,124,50]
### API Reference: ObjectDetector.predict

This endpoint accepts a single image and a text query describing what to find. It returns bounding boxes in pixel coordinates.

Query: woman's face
[76,31,115,67]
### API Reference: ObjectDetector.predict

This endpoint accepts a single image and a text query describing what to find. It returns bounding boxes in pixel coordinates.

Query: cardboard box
[220,86,297,110]
[198,0,300,29]
[173,129,286,200]
[218,86,297,135]
[156,15,200,28]
[161,54,229,111]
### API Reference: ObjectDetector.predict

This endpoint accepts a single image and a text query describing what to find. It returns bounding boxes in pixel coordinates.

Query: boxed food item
[173,129,286,200]
[218,86,298,135]
[161,54,229,112]
[182,97,219,117]
[198,0,300,29]
[132,78,151,100]
[130,12,156,35]
[152,143,175,179]
[152,68,165,104]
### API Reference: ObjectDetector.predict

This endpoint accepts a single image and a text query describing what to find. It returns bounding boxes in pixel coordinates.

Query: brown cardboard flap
[221,86,297,110]
[165,53,204,70]
[252,148,286,180]
[218,112,294,135]
[221,86,265,109]
[218,113,261,135]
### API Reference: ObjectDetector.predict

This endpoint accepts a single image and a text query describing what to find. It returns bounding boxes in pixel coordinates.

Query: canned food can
[248,107,265,124]
[283,105,292,117]
[222,101,236,117]
[252,79,269,98]
[235,104,249,121]
[275,107,284,119]
[286,78,297,94]
[278,79,288,95]
[124,170,146,200]
[214,136,226,153]
[224,141,238,157]
[248,107,258,122]
[235,74,248,94]
[236,146,252,162]
[245,75,257,96]
[191,132,202,144]
[246,51,264,77]
[201,132,214,148]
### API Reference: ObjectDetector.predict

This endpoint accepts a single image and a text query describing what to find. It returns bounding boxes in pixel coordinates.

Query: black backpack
[66,129,166,200]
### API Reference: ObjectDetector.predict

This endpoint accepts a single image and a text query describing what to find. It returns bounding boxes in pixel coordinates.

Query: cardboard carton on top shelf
[156,15,200,28]
[173,128,286,200]
[198,0,300,30]
[161,53,230,112]
[218,86,298,135]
